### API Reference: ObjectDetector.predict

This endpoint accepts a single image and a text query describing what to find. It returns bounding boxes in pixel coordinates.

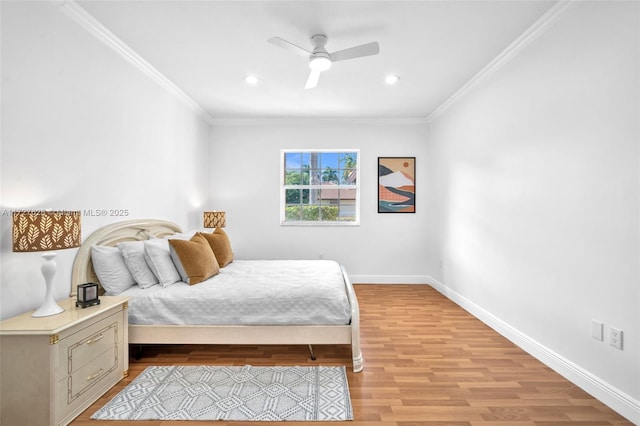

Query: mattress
[120,259,352,326]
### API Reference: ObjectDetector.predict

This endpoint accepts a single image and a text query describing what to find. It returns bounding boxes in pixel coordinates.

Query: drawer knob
[85,333,105,345]
[87,368,104,381]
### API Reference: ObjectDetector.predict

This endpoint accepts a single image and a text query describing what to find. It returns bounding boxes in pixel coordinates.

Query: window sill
[280,221,360,227]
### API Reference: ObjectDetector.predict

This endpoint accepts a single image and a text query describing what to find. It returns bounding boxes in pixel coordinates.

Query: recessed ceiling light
[244,74,259,85]
[385,74,400,85]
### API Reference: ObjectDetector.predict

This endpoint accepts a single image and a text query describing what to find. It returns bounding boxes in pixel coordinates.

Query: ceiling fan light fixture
[309,56,332,72]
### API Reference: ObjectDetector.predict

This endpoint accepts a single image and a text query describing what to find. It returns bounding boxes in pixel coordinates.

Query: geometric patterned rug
[91,365,353,421]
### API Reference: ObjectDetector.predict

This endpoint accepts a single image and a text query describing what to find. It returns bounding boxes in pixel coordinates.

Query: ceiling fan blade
[305,69,321,89]
[330,41,379,62]
[268,36,310,57]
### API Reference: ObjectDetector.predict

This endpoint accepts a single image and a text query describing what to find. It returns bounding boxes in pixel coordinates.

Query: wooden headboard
[70,219,183,296]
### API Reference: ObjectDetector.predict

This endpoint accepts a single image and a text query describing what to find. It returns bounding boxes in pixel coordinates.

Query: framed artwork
[378,157,415,213]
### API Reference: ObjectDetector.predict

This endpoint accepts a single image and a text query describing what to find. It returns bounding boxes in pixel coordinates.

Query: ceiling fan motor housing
[309,34,332,71]
[310,34,328,48]
[309,53,331,70]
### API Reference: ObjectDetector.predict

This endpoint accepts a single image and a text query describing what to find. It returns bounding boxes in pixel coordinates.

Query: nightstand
[0,296,130,426]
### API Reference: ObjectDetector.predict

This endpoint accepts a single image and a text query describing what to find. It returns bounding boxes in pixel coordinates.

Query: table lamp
[203,211,226,229]
[12,211,81,317]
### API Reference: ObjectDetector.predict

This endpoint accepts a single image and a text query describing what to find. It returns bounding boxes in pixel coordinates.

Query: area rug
[91,365,353,421]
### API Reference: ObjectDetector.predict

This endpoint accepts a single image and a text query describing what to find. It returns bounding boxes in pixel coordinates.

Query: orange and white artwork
[378,157,415,213]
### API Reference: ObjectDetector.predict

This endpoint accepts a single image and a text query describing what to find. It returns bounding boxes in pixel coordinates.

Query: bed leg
[352,349,364,373]
[131,344,143,360]
[307,344,317,361]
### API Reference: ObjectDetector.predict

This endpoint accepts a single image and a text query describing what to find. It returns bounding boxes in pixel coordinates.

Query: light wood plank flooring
[72,284,633,425]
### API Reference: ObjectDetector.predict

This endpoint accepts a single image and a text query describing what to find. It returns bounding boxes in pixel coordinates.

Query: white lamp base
[32,253,64,318]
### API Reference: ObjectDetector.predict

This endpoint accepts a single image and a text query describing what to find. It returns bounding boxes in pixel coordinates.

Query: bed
[70,219,364,372]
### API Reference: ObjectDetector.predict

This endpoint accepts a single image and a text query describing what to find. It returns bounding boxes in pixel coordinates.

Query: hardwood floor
[71,284,633,425]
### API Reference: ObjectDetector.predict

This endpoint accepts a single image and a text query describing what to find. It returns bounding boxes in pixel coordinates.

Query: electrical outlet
[591,320,603,341]
[610,327,623,350]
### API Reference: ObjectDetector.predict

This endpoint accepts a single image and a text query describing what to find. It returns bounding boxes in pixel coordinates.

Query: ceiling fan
[268,34,380,89]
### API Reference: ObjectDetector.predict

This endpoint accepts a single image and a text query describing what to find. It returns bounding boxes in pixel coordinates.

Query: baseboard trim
[426,276,640,424]
[350,275,429,285]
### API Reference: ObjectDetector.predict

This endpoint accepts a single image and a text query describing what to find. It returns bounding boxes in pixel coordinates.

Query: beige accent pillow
[199,228,234,267]
[168,233,220,285]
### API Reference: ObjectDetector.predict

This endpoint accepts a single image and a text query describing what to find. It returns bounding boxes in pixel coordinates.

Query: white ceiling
[76,0,555,119]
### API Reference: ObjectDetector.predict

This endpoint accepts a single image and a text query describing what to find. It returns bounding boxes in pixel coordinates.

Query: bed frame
[70,219,364,372]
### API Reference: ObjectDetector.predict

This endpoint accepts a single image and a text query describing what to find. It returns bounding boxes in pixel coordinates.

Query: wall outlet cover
[610,327,623,350]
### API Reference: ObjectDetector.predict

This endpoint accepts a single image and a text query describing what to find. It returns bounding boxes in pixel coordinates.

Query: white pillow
[143,239,181,287]
[91,245,136,295]
[164,230,197,240]
[117,241,158,289]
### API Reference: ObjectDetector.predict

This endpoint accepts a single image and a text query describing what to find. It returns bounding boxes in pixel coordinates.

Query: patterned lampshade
[203,211,226,228]
[12,211,82,252]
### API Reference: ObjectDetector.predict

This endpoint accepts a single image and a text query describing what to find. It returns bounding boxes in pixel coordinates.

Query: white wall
[0,1,212,319]
[209,119,429,282]
[426,0,639,421]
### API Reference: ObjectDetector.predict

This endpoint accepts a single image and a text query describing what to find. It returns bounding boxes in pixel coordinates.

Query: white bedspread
[120,260,351,326]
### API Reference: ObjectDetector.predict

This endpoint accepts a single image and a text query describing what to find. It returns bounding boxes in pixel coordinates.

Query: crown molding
[426,0,579,123]
[210,117,429,127]
[54,0,216,125]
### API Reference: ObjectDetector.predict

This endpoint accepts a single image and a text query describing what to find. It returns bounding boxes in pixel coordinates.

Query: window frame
[280,149,361,226]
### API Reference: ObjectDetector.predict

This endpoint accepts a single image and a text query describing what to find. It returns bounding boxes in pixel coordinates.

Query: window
[281,149,360,225]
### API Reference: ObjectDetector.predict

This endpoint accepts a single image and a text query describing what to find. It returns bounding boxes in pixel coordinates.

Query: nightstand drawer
[69,348,118,399]
[68,323,116,373]
[56,310,123,378]
[55,347,124,424]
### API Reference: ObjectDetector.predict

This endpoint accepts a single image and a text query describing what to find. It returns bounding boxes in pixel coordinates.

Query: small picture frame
[378,157,416,213]
[76,283,100,308]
